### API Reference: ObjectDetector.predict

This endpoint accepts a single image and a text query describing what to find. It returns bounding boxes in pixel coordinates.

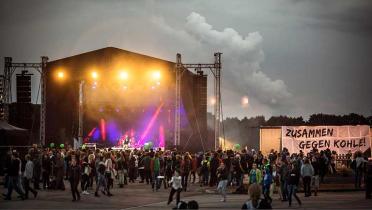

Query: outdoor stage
[44,47,211,151]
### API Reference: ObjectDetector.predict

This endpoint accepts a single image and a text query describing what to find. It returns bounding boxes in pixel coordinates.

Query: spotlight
[57,71,65,79]
[119,71,128,80]
[152,71,161,80]
[91,71,98,79]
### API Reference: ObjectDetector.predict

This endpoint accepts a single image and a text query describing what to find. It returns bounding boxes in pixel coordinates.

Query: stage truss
[175,53,222,150]
[2,56,48,145]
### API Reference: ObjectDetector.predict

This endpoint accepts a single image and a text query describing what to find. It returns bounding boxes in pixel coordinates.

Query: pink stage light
[159,125,165,148]
[130,128,134,137]
[100,119,106,141]
[84,127,97,143]
[139,103,164,144]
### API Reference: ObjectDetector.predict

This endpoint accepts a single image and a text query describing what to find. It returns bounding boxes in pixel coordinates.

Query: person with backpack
[95,157,112,197]
[241,183,271,209]
[200,156,210,187]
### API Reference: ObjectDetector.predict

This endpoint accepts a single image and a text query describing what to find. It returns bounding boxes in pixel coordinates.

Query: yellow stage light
[57,71,65,79]
[91,71,98,79]
[119,71,128,80]
[152,71,161,80]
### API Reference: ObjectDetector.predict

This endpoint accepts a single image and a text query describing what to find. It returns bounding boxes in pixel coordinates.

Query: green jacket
[249,168,262,184]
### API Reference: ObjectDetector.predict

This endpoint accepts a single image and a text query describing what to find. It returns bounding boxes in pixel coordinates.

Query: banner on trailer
[282,125,371,154]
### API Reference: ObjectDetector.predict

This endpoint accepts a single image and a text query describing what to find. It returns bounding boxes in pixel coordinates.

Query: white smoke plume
[184,12,292,107]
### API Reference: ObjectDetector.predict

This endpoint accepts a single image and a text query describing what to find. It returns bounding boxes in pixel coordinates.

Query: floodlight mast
[174,53,222,151]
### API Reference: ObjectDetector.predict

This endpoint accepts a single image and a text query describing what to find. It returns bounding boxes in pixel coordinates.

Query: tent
[0,120,29,146]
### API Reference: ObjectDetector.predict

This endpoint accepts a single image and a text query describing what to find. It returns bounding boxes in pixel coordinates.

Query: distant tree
[265,115,305,126]
[308,113,369,125]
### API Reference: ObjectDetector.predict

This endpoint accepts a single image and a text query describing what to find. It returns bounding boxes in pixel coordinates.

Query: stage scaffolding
[2,56,48,146]
[175,53,222,150]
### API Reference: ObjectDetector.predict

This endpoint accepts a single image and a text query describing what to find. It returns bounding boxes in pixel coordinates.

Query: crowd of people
[2,144,371,209]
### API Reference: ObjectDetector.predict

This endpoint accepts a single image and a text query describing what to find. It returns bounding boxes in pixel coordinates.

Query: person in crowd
[117,153,126,188]
[41,150,51,189]
[165,155,173,188]
[346,150,352,168]
[95,156,112,197]
[104,152,114,190]
[181,153,191,191]
[200,155,210,186]
[330,151,337,175]
[4,150,13,191]
[142,152,152,184]
[190,154,198,184]
[23,154,38,199]
[167,170,182,206]
[249,163,262,185]
[233,154,244,188]
[81,160,90,194]
[30,146,42,190]
[151,153,161,191]
[128,153,137,183]
[55,152,66,190]
[365,159,372,199]
[68,158,81,201]
[4,152,25,200]
[353,151,368,189]
[270,164,282,201]
[311,155,320,196]
[209,152,220,187]
[319,151,328,183]
[278,158,289,202]
[287,163,302,207]
[88,153,96,189]
[241,183,271,209]
[217,162,229,202]
[301,157,314,197]
[263,164,273,203]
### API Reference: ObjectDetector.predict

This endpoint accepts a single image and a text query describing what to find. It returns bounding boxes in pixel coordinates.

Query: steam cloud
[184,12,291,107]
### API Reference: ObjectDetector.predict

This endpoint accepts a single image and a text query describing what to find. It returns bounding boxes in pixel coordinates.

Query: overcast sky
[1,0,371,119]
